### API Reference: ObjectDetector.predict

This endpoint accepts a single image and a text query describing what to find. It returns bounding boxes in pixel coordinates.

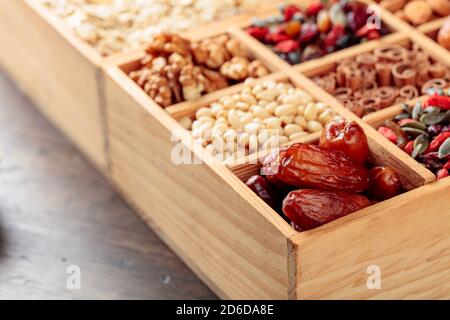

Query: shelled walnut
[312,44,450,116]
[129,33,270,107]
[40,0,273,55]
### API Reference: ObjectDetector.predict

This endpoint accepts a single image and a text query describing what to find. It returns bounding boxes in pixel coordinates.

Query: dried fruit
[405,140,414,155]
[275,40,300,53]
[282,189,370,231]
[262,143,370,193]
[245,175,279,210]
[369,167,403,201]
[378,126,398,144]
[427,132,450,153]
[319,119,369,164]
[424,94,450,110]
[438,137,450,159]
[437,168,449,179]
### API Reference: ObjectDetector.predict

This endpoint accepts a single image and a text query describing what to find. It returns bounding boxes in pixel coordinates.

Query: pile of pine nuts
[178,79,340,162]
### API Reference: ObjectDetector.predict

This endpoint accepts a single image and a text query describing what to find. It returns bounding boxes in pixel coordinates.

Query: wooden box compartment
[0,0,108,171]
[104,13,450,297]
[0,0,281,172]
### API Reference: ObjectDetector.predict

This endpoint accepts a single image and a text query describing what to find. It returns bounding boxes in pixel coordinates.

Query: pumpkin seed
[412,134,429,158]
[443,110,450,124]
[420,113,447,126]
[402,103,412,114]
[438,137,450,159]
[401,127,428,138]
[424,106,441,114]
[412,101,422,120]
[400,120,427,131]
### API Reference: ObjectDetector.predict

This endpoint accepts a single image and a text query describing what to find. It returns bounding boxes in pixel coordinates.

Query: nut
[404,0,432,25]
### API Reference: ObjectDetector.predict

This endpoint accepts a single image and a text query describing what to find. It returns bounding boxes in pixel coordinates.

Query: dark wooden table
[0,70,216,300]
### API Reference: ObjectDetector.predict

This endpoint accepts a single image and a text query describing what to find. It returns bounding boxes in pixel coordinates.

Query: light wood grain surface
[0,69,216,300]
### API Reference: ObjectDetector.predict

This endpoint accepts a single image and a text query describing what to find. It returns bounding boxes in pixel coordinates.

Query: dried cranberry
[283,4,301,21]
[420,152,442,173]
[298,23,319,44]
[247,26,269,41]
[367,30,381,40]
[324,25,345,50]
[428,124,444,137]
[275,40,300,53]
[265,32,291,44]
[346,2,370,32]
[437,169,449,180]
[305,1,324,17]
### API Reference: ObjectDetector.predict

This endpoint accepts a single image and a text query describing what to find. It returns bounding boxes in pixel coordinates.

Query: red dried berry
[305,1,324,17]
[404,140,414,155]
[265,32,291,44]
[367,30,381,40]
[284,4,301,21]
[324,25,345,49]
[298,23,319,44]
[437,169,449,180]
[355,24,376,37]
[275,40,300,53]
[247,26,269,41]
[378,126,398,144]
[424,94,450,110]
[444,160,450,170]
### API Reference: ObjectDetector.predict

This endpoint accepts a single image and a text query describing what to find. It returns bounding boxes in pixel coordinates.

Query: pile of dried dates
[246,0,389,64]
[378,89,450,179]
[246,119,403,231]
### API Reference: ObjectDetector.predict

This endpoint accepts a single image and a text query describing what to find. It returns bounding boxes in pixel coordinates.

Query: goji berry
[426,132,450,153]
[275,40,299,53]
[283,4,301,21]
[247,26,269,41]
[404,140,414,155]
[437,169,449,180]
[424,94,450,110]
[378,126,398,144]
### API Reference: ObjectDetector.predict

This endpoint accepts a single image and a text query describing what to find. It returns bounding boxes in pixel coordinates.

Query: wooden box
[2,0,450,299]
[0,0,109,170]
[103,6,450,299]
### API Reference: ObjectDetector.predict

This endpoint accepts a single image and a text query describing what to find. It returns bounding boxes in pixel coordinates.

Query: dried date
[319,119,369,163]
[369,167,402,201]
[262,143,370,193]
[245,175,279,210]
[282,189,370,231]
